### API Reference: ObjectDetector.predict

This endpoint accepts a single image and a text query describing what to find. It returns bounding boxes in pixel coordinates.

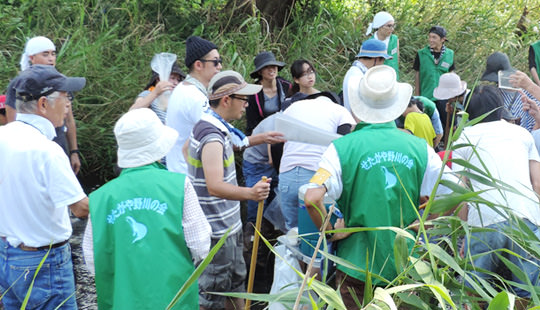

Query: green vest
[414,96,436,118]
[372,33,400,80]
[332,122,428,284]
[418,46,454,101]
[89,162,197,310]
[532,41,540,75]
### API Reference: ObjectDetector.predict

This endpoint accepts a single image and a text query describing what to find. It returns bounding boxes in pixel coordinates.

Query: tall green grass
[1,0,538,185]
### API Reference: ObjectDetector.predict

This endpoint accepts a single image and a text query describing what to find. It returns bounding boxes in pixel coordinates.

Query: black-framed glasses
[300,69,316,78]
[383,24,396,29]
[67,92,74,101]
[230,94,249,103]
[199,58,223,67]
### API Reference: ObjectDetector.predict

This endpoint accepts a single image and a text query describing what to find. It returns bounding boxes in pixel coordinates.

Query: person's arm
[82,216,95,275]
[65,107,80,174]
[201,141,270,201]
[529,46,540,86]
[396,38,400,68]
[245,93,262,136]
[69,196,89,218]
[267,144,273,165]
[510,71,540,100]
[182,138,190,163]
[413,53,421,96]
[247,131,285,147]
[305,186,329,230]
[530,161,540,197]
[129,81,173,110]
[522,93,540,130]
[182,178,211,262]
[415,71,421,96]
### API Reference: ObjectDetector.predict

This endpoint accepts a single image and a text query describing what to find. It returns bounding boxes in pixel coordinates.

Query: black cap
[184,36,218,68]
[429,26,447,39]
[14,65,86,101]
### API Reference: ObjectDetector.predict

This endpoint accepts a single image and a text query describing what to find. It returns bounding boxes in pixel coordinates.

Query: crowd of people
[3,10,540,310]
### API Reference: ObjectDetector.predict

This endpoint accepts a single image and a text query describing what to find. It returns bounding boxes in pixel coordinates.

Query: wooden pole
[245,176,267,310]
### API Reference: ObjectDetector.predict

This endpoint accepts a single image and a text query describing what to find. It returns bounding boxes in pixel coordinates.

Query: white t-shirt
[0,114,86,247]
[342,61,368,112]
[453,120,540,227]
[166,82,209,174]
[279,97,355,173]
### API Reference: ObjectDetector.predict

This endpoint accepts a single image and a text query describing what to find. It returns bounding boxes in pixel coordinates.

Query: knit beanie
[184,36,218,68]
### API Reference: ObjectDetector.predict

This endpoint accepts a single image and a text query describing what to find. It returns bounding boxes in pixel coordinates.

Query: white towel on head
[365,11,394,35]
[19,36,56,71]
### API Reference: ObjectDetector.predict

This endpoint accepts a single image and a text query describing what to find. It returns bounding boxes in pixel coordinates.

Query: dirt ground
[71,217,98,310]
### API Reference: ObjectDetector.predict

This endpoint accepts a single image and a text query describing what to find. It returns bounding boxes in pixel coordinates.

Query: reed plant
[1,0,539,185]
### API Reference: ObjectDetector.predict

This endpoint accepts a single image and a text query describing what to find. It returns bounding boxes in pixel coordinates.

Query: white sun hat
[433,72,467,100]
[349,65,412,123]
[115,108,178,168]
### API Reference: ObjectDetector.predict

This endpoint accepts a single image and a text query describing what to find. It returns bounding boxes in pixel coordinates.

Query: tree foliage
[0,0,539,186]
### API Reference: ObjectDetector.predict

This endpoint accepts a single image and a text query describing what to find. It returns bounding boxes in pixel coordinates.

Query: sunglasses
[199,58,223,67]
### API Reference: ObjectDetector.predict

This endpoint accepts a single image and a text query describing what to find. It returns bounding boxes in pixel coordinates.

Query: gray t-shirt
[243,114,276,164]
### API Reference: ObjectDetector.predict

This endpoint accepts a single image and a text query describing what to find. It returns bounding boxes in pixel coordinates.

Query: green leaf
[394,233,409,275]
[21,246,51,309]
[166,228,231,310]
[486,291,513,310]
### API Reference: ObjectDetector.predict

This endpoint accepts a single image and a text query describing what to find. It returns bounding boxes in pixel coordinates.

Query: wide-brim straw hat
[115,108,178,168]
[433,72,467,100]
[349,65,412,123]
[250,51,286,79]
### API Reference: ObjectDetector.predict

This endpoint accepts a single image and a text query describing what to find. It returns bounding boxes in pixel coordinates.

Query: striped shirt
[187,113,242,238]
[499,88,539,132]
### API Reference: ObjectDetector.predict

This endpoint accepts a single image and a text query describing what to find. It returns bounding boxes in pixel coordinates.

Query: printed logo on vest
[361,151,414,171]
[126,216,147,243]
[381,166,397,189]
[441,62,450,69]
[391,47,398,55]
[106,197,168,224]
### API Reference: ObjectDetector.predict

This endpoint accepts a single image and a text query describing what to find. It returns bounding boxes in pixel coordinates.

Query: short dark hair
[209,98,221,108]
[466,85,503,123]
[408,97,424,111]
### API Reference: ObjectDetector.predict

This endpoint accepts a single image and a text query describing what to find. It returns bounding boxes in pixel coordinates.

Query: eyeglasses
[199,58,223,67]
[300,69,316,78]
[67,93,74,101]
[383,24,396,29]
[230,95,249,103]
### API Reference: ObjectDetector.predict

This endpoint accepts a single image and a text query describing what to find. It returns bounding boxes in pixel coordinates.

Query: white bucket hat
[349,65,412,123]
[114,108,178,168]
[433,72,467,100]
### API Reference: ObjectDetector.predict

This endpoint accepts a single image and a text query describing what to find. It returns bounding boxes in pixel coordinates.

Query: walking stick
[245,176,267,310]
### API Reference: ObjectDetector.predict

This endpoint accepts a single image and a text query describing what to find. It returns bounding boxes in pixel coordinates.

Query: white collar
[16,113,57,140]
